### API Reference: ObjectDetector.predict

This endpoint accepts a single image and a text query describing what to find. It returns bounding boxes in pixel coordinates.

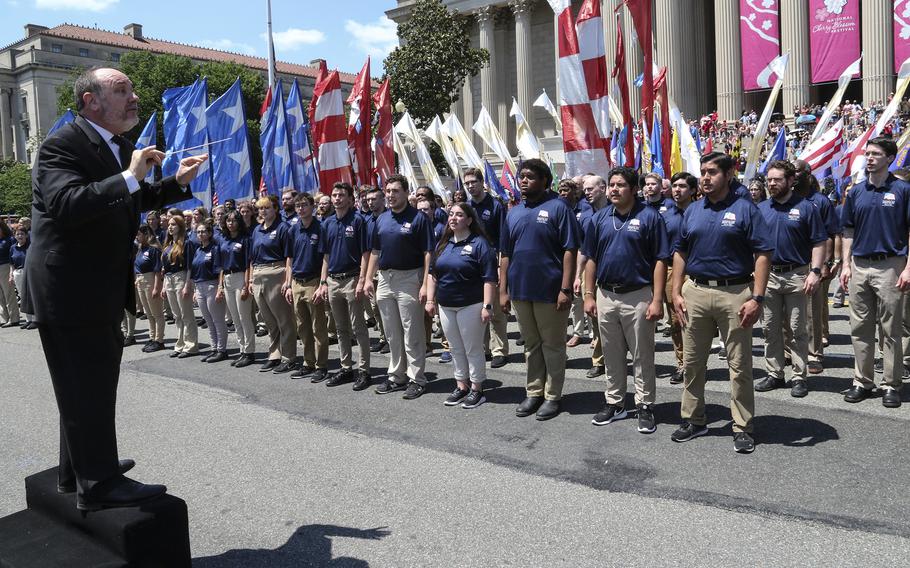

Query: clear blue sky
[2,0,397,76]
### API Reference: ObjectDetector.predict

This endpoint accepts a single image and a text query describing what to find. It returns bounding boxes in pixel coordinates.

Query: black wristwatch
[750,294,764,304]
[810,267,822,276]
[560,287,573,296]
[482,304,493,310]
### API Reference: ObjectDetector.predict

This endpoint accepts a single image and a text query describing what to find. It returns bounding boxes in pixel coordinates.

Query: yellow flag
[670,127,683,176]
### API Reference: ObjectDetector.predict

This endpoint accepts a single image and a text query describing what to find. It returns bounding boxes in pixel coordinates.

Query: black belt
[855,252,901,261]
[293,275,319,284]
[599,283,647,294]
[692,275,753,287]
[328,270,358,280]
[227,268,246,274]
[770,263,808,274]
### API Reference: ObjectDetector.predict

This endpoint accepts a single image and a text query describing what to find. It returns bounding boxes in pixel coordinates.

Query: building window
[111,52,120,62]
[51,44,63,53]
[79,48,89,57]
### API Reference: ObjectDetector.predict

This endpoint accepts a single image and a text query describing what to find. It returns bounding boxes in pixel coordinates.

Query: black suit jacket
[24,115,191,326]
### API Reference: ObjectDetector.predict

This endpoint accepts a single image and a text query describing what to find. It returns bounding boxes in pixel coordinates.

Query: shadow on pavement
[193,524,390,568]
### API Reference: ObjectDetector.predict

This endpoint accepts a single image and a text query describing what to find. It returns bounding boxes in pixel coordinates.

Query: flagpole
[266,0,276,89]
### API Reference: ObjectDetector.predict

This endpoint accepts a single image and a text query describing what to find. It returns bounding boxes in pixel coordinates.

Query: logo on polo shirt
[233,242,242,250]
[536,210,550,224]
[310,233,319,242]
[345,226,355,238]
[142,251,150,258]
[659,205,668,213]
[576,212,582,220]
[400,222,412,234]
[627,218,641,233]
[721,212,737,227]
[883,193,896,207]
[269,230,277,240]
[205,252,212,260]
[289,218,299,225]
[482,210,491,220]
[788,208,801,221]
[461,244,473,256]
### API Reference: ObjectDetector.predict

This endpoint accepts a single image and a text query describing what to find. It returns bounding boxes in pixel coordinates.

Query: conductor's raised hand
[128,146,164,181]
[176,154,209,186]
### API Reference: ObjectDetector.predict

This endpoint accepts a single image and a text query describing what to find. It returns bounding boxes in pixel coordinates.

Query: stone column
[780,0,810,115]
[494,11,510,149]
[692,0,710,117]
[512,0,534,132]
[862,0,895,106]
[714,0,743,120]
[623,8,643,118]
[655,0,698,120]
[476,6,496,118]
[461,77,475,146]
[0,88,12,160]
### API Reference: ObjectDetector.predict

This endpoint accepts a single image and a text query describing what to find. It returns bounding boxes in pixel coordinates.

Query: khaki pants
[164,271,198,353]
[806,276,826,363]
[11,267,30,322]
[135,272,164,342]
[680,280,755,433]
[377,268,426,385]
[223,272,255,355]
[370,278,386,342]
[121,309,135,338]
[849,256,905,390]
[252,263,296,362]
[328,274,370,371]
[485,293,510,357]
[570,296,589,337]
[513,300,570,400]
[820,277,833,342]
[0,263,18,324]
[581,273,603,367]
[763,268,809,381]
[292,276,328,369]
[664,267,684,370]
[597,286,656,407]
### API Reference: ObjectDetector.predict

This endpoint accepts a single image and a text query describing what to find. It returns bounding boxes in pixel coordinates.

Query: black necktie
[111,135,132,169]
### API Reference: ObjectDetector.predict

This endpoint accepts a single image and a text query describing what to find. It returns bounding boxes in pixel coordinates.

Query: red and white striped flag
[547,0,609,177]
[346,57,372,186]
[372,78,394,185]
[575,0,613,153]
[612,12,634,167]
[312,70,353,193]
[801,118,846,176]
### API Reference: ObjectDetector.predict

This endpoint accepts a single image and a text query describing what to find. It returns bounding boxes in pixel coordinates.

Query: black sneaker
[290,366,315,380]
[717,347,727,360]
[637,404,656,434]
[490,355,507,369]
[309,368,329,383]
[402,382,425,400]
[370,340,387,353]
[444,387,469,406]
[755,376,786,392]
[733,432,755,454]
[375,379,407,394]
[326,368,353,387]
[352,370,372,391]
[272,361,293,374]
[592,403,628,426]
[875,358,884,373]
[669,368,684,385]
[259,359,280,372]
[461,390,485,409]
[671,422,708,442]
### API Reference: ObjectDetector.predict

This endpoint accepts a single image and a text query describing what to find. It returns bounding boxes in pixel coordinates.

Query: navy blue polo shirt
[803,188,841,237]
[577,196,593,212]
[583,201,671,287]
[161,244,187,275]
[661,202,689,254]
[758,193,827,266]
[154,227,166,245]
[841,174,910,257]
[10,242,26,270]
[219,234,250,274]
[431,233,498,307]
[501,191,579,303]
[577,206,595,236]
[731,179,751,201]
[371,205,434,271]
[433,221,446,245]
[434,207,448,227]
[470,194,505,252]
[250,220,292,265]
[644,196,674,214]
[290,218,324,280]
[134,245,163,274]
[319,209,370,274]
[677,189,773,279]
[0,236,12,265]
[189,241,222,283]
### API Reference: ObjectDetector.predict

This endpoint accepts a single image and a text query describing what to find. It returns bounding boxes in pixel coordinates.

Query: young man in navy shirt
[500,158,579,421]
[316,182,373,390]
[464,167,510,368]
[642,172,673,212]
[671,152,773,453]
[840,137,910,408]
[755,160,827,398]
[365,187,389,354]
[583,167,671,434]
[286,193,329,384]
[363,174,435,399]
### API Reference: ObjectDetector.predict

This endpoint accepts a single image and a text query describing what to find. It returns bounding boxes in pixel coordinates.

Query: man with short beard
[281,188,298,223]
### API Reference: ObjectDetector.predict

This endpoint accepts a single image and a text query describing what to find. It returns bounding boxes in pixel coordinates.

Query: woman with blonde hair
[161,215,199,358]
[134,225,165,352]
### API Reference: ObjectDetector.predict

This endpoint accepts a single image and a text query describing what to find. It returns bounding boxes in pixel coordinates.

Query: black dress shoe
[1,321,20,328]
[790,380,809,398]
[516,396,544,417]
[490,355,508,369]
[123,336,136,347]
[535,399,560,421]
[58,459,136,494]
[290,366,316,379]
[754,376,786,392]
[207,351,228,363]
[844,385,872,403]
[25,323,37,330]
[309,368,329,383]
[370,340,388,353]
[168,351,181,358]
[199,352,214,363]
[259,359,280,372]
[234,354,255,368]
[585,365,605,378]
[272,361,293,374]
[352,370,372,391]
[177,351,197,359]
[883,389,902,408]
[76,476,167,511]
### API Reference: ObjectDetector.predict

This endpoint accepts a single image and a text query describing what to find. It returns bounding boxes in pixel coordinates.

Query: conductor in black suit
[23,67,207,511]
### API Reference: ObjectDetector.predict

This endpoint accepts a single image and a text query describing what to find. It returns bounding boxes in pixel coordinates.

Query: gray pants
[196,280,228,352]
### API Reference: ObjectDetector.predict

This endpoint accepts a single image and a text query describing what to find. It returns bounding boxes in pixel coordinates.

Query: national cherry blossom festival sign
[739,0,781,91]
[809,0,860,84]
[896,0,910,74]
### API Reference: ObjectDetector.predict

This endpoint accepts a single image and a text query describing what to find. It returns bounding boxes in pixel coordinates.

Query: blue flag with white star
[163,79,213,208]
[135,111,158,182]
[483,159,509,201]
[162,82,201,209]
[206,78,254,203]
[651,115,665,177]
[48,109,76,136]
[259,79,297,196]
[759,126,787,176]
[286,79,319,194]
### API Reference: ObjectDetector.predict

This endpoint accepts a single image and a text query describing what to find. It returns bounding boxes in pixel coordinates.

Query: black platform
[0,468,190,568]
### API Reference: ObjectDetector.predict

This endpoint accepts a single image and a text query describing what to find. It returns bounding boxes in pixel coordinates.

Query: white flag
[509,98,542,160]
[395,111,448,200]
[473,106,517,174]
[745,53,790,181]
[442,114,484,171]
[809,55,861,145]
[426,115,463,185]
[533,89,561,131]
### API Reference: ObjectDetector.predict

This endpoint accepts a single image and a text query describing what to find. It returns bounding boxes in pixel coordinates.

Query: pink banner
[897,0,910,73]
[809,0,860,83]
[739,0,780,91]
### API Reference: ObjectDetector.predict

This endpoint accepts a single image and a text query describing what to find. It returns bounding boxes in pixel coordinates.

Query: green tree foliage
[0,160,33,216]
[384,0,488,127]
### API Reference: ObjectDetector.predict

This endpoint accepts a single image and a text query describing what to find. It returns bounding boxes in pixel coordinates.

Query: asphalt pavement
[1,301,909,567]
